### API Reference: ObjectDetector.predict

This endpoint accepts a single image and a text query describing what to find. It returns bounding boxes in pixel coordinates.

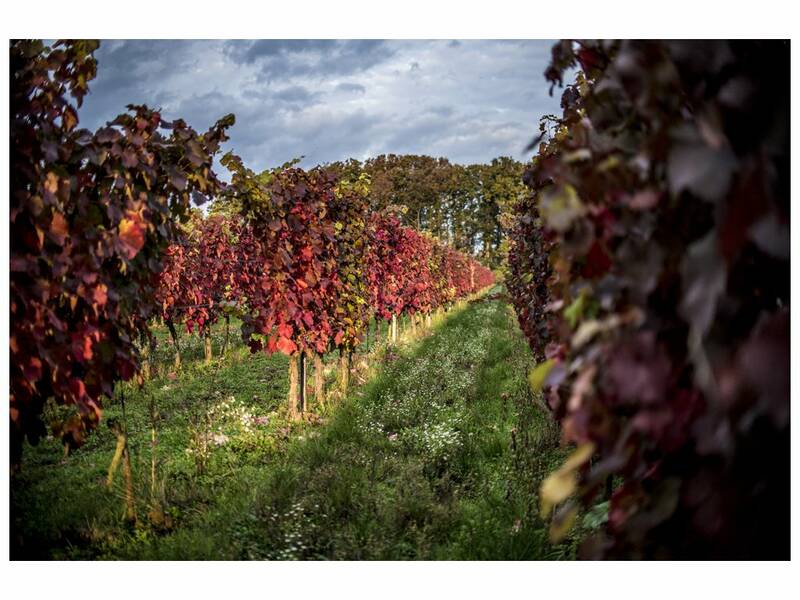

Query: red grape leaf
[276,336,297,355]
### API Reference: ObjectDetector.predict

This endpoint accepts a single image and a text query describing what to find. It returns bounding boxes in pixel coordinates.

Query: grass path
[12,288,573,560]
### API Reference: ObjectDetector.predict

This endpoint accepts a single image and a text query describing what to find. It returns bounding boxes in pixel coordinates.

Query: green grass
[11,288,576,560]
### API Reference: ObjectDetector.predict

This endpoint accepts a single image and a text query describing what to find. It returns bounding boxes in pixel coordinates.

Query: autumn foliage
[507,40,789,558]
[223,157,495,362]
[222,157,343,357]
[365,210,409,322]
[9,39,494,465]
[10,40,234,463]
[155,214,258,334]
[366,210,493,323]
[328,175,372,352]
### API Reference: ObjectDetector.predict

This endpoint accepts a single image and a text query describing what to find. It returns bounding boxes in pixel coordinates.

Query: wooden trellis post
[298,352,307,415]
[288,356,299,419]
[166,318,181,370]
[338,348,351,396]
[203,328,212,363]
[312,351,325,407]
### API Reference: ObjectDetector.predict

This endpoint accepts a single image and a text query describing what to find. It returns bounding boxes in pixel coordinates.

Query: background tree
[478,157,526,267]
[359,153,524,269]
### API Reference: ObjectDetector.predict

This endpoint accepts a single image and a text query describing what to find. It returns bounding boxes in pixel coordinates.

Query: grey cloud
[165,90,240,132]
[224,39,396,81]
[336,82,366,94]
[426,105,454,118]
[226,39,333,63]
[270,85,322,111]
[230,108,385,172]
[78,39,220,131]
[272,85,316,102]
[75,39,565,175]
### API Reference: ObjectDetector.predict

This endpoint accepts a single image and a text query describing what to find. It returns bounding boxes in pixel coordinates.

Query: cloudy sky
[78,39,563,172]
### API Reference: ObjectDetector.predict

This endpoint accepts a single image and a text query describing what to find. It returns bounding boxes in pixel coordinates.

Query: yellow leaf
[539,442,595,518]
[571,319,603,348]
[540,470,576,518]
[571,314,624,349]
[562,441,595,471]
[549,503,580,543]
[528,359,555,393]
[597,155,621,172]
[563,293,586,329]
[539,184,585,232]
[118,214,146,260]
[564,148,592,163]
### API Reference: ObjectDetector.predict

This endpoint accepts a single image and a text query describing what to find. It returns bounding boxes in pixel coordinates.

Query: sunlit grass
[11,289,573,560]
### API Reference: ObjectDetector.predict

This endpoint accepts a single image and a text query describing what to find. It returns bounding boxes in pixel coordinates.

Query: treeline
[9,40,494,466]
[507,40,789,559]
